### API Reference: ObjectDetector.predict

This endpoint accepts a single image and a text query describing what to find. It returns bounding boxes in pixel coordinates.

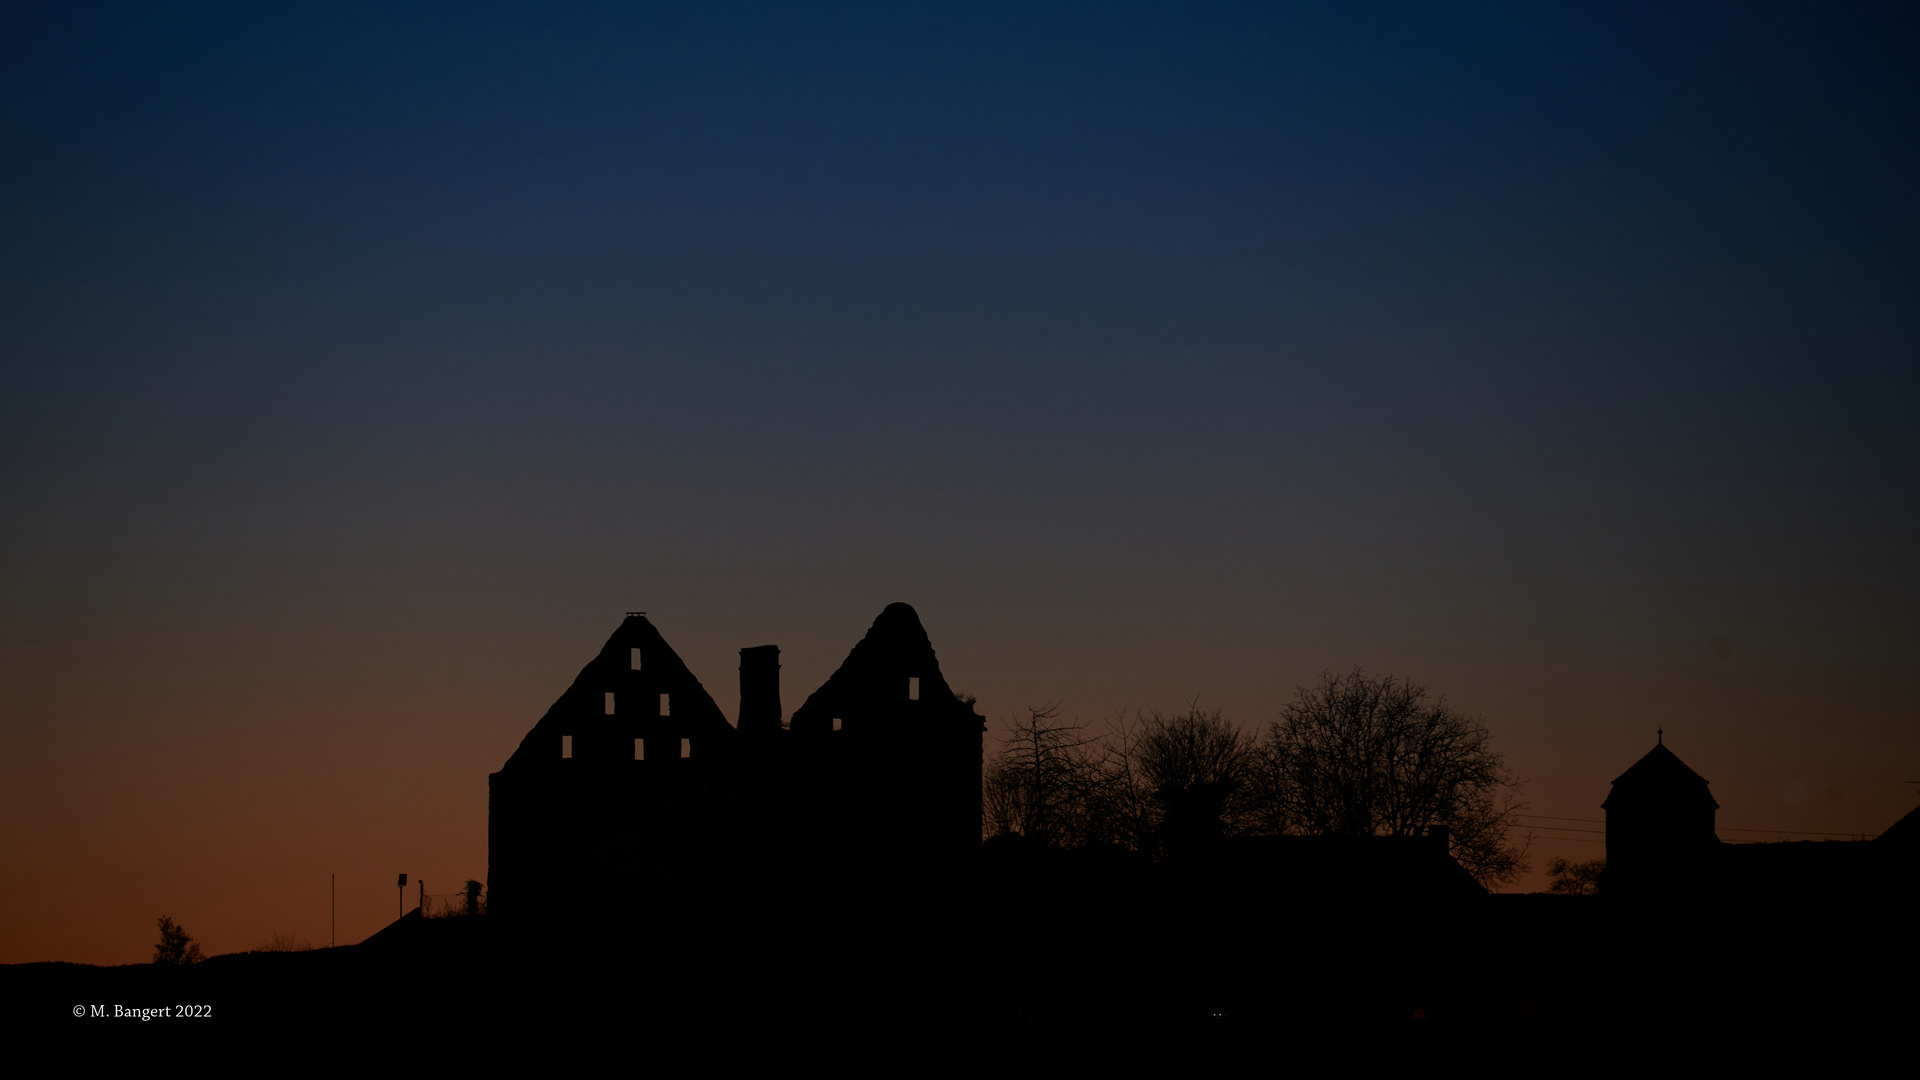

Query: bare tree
[1260,668,1529,888]
[1545,856,1605,895]
[983,702,1106,848]
[1094,703,1253,858]
[1087,710,1160,856]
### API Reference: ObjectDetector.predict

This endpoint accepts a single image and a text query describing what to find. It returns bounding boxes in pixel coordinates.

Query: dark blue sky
[6,2,1912,648]
[3,2,1917,954]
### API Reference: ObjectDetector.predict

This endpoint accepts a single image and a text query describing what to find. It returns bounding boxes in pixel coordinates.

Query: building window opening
[831,717,843,732]
[680,738,691,758]
[635,738,644,760]
[562,735,573,759]
[660,693,671,716]
[909,677,920,700]
[630,647,641,670]
[605,692,615,716]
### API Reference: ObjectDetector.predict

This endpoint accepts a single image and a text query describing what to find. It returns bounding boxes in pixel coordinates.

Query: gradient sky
[3,1,1917,964]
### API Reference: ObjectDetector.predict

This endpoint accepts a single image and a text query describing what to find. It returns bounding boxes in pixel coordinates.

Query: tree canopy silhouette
[1258,668,1528,887]
[983,702,1250,857]
[1127,704,1252,857]
[153,915,204,965]
[1545,856,1605,895]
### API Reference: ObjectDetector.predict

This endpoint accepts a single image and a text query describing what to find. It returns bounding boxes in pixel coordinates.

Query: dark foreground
[9,858,1917,1046]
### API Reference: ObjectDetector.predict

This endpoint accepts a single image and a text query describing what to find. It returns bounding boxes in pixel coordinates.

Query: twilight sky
[3,1,1917,963]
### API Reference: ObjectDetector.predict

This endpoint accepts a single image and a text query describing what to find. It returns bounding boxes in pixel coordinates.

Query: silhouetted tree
[153,915,204,965]
[1545,856,1605,895]
[1257,668,1529,887]
[1088,704,1253,858]
[462,880,486,916]
[1084,710,1160,856]
[1133,704,1252,856]
[983,703,1106,847]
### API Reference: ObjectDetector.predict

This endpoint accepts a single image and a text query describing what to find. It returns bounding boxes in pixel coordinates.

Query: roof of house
[1876,802,1920,848]
[1602,740,1720,811]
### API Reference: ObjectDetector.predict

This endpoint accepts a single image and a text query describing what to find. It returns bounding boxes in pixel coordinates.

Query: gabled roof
[788,602,969,734]
[499,612,730,770]
[1876,802,1920,848]
[1602,741,1719,811]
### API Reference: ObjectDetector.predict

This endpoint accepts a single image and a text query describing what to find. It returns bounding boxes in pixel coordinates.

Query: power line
[1717,827,1879,838]
[1523,825,1606,835]
[1516,814,1879,840]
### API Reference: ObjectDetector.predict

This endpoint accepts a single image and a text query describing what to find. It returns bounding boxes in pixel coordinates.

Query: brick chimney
[738,645,781,738]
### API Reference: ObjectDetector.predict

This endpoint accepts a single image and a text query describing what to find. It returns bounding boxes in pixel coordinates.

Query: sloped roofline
[1602,740,1719,811]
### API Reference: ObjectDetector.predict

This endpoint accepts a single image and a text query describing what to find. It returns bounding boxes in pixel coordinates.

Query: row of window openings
[600,679,918,719]
[634,640,921,702]
[570,715,845,746]
[632,641,923,699]
[561,735,690,759]
[560,714,852,757]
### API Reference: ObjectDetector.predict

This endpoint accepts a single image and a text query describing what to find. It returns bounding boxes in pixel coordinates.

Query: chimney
[738,645,781,737]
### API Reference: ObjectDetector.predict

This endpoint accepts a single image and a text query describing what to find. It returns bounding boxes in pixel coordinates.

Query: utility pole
[330,873,335,948]
[397,873,407,920]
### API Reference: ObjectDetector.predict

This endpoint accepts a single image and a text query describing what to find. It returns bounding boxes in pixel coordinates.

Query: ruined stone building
[487,603,985,918]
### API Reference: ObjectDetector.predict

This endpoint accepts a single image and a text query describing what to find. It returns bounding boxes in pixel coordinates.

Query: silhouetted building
[1878,802,1920,848]
[487,603,985,919]
[1602,734,1918,901]
[1601,733,1720,895]
[784,604,986,867]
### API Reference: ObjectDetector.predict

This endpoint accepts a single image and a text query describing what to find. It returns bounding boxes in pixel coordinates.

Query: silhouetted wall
[489,614,746,919]
[787,603,985,872]
[488,605,985,921]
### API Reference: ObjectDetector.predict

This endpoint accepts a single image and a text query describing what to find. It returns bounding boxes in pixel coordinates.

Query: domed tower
[1601,732,1720,895]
